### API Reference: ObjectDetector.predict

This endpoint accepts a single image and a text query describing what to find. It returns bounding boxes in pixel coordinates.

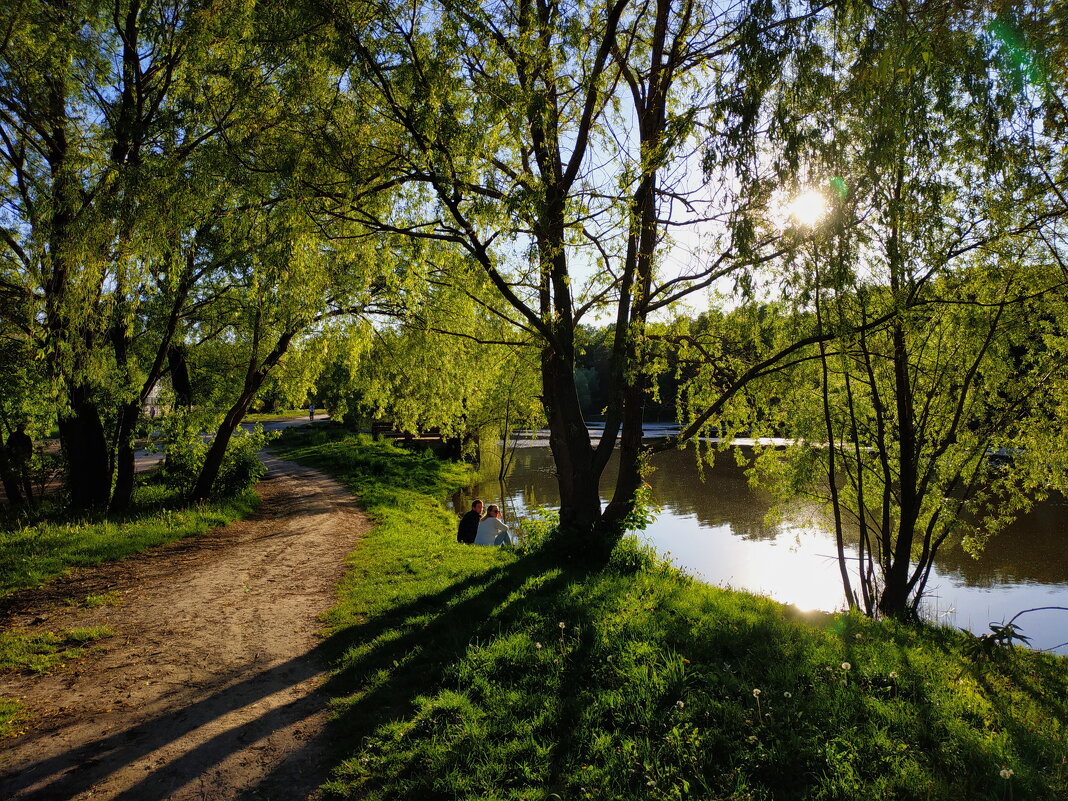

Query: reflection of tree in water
[928,500,1068,588]
[643,450,783,541]
[455,447,1068,591]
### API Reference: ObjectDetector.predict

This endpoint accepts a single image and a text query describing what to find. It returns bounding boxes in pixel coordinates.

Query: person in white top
[474,504,512,546]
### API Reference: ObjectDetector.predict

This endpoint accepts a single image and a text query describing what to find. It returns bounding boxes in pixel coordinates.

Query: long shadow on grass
[245,551,586,799]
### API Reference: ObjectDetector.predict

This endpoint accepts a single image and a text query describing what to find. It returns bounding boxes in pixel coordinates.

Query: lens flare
[987,19,1046,91]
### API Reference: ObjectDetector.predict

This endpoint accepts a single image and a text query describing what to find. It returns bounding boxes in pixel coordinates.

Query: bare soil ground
[0,454,370,801]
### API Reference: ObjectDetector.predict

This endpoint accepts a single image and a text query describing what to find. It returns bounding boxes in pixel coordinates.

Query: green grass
[245,408,317,422]
[280,428,1068,799]
[0,485,258,598]
[0,626,114,674]
[0,696,27,738]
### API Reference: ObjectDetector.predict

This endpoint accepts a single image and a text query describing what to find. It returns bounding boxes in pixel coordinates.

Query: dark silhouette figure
[6,423,33,505]
[0,444,24,507]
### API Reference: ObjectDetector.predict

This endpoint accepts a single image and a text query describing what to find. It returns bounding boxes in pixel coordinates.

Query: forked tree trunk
[541,347,604,554]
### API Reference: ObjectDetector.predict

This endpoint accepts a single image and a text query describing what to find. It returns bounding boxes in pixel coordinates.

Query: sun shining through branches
[785,188,829,228]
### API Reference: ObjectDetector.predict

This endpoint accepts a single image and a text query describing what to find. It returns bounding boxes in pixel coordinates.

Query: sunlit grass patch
[65,590,124,609]
[0,626,114,674]
[0,696,27,738]
[0,487,258,598]
[274,427,1068,801]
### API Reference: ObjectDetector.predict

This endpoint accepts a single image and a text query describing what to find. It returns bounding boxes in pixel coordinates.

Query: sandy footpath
[0,454,370,801]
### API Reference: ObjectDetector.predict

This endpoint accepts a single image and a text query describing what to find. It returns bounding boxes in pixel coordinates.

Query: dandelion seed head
[1000,768,1014,780]
[752,688,761,697]
[783,691,792,698]
[841,662,851,671]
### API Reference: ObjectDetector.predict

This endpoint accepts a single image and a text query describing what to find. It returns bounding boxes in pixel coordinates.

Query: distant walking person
[474,504,512,546]
[6,423,33,504]
[308,402,315,420]
[457,499,484,544]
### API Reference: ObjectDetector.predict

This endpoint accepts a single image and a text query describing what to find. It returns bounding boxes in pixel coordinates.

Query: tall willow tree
[0,0,274,508]
[743,0,1068,619]
[317,0,822,555]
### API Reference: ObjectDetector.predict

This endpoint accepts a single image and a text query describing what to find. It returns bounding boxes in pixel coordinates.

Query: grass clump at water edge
[271,426,1068,801]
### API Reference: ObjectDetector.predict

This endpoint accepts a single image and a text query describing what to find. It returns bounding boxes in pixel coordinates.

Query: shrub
[213,428,268,496]
[156,413,269,497]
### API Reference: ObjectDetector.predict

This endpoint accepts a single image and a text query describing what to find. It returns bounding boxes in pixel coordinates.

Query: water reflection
[455,447,1068,654]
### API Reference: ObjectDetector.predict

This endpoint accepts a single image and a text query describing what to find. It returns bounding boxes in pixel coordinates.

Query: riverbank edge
[274,427,1068,800]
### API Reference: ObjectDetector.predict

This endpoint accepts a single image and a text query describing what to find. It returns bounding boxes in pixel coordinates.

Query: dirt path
[0,454,370,801]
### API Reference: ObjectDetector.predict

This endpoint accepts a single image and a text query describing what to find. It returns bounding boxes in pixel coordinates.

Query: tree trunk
[59,388,112,510]
[168,344,193,408]
[110,401,141,512]
[600,383,646,535]
[541,348,603,553]
[189,399,253,501]
[877,557,914,619]
[189,329,294,501]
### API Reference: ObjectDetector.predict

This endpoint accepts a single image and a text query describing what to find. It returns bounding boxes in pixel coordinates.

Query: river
[455,441,1068,655]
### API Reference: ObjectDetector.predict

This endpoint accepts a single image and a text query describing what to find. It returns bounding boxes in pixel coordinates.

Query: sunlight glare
[786,189,828,228]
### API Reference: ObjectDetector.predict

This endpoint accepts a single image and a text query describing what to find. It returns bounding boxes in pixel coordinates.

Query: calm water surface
[457,446,1068,654]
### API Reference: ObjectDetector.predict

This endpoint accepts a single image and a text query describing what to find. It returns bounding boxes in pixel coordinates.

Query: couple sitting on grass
[456,499,512,547]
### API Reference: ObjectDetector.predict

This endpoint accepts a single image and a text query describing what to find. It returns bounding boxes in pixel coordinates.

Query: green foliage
[155,413,269,497]
[0,627,113,674]
[277,429,1068,801]
[511,507,560,554]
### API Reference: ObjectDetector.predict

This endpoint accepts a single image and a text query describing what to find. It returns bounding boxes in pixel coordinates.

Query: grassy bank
[291,429,1068,798]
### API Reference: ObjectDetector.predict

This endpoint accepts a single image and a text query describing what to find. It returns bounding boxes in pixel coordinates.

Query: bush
[155,413,268,497]
[213,429,268,496]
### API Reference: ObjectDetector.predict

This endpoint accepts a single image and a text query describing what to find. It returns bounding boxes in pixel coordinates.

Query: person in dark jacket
[6,423,32,504]
[457,499,484,544]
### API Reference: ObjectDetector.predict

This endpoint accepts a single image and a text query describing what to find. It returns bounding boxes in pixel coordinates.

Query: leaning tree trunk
[189,329,294,501]
[189,397,256,501]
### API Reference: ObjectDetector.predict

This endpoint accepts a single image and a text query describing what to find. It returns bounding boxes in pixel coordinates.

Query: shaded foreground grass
[287,429,1068,798]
